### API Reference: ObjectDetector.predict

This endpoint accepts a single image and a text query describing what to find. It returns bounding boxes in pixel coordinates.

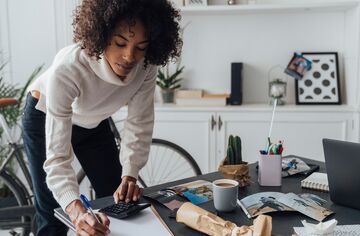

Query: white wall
[0,0,77,84]
[1,0,359,107]
[180,11,346,104]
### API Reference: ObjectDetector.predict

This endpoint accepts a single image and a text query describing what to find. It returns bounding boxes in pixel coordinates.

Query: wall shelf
[152,103,356,112]
[180,1,359,15]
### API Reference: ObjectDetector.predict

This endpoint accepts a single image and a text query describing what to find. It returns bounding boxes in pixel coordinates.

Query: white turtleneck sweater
[29,44,157,210]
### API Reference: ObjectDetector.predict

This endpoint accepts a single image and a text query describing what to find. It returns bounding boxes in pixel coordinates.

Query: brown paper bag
[176,202,272,236]
[218,159,250,187]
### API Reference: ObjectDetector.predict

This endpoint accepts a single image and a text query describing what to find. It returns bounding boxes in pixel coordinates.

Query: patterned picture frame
[295,52,341,105]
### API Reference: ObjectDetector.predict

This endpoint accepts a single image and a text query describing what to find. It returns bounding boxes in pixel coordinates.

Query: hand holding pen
[66,195,110,236]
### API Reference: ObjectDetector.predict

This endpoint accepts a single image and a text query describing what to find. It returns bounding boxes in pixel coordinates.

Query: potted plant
[156,64,184,103]
[0,63,43,133]
[218,135,250,187]
[156,22,190,103]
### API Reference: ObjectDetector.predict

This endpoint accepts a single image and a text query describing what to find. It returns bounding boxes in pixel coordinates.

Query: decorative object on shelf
[285,52,312,80]
[227,0,236,5]
[229,62,243,105]
[156,65,184,103]
[268,65,288,105]
[175,92,228,106]
[156,22,190,103]
[218,135,250,187]
[295,52,341,105]
[185,0,207,6]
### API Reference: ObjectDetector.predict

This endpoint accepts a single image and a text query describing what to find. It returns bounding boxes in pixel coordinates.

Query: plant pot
[161,89,175,103]
[218,159,250,187]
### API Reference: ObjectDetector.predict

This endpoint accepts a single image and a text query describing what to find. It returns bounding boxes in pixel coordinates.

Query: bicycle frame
[0,114,33,197]
[0,142,34,202]
[0,113,35,232]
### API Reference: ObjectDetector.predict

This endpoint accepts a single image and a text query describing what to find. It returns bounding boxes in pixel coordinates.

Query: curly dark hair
[73,0,182,66]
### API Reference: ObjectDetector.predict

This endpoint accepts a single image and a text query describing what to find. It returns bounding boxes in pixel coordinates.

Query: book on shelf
[238,192,333,222]
[175,93,229,106]
[176,89,203,98]
[144,180,213,211]
[301,172,329,192]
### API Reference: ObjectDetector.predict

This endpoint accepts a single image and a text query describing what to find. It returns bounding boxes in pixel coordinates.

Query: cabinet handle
[218,116,223,131]
[211,115,217,131]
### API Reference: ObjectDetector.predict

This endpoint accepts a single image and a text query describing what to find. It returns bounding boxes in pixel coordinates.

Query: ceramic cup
[212,179,239,212]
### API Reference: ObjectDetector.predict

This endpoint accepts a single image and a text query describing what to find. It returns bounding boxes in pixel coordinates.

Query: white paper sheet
[294,225,360,236]
[104,207,172,236]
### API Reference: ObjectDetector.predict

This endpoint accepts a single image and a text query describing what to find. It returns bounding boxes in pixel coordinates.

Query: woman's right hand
[66,199,111,236]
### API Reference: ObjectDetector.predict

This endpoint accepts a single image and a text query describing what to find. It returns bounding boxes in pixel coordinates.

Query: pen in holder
[258,154,282,186]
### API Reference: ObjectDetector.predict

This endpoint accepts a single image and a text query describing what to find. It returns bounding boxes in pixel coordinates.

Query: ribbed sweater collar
[86,54,142,86]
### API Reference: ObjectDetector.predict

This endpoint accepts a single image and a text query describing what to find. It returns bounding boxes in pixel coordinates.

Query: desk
[55,159,360,235]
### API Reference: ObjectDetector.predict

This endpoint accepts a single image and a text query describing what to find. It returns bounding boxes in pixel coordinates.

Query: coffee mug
[212,179,239,212]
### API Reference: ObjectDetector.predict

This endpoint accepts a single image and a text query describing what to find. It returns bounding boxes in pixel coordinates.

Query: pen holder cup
[218,159,250,187]
[258,154,282,186]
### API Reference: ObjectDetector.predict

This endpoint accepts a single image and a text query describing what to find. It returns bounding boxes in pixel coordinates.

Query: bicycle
[0,98,34,236]
[108,117,202,187]
[0,98,95,236]
[0,98,202,235]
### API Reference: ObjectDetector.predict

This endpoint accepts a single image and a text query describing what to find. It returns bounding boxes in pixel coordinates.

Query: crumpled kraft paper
[176,202,272,236]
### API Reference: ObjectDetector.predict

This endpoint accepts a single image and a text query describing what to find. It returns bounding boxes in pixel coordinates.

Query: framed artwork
[185,0,208,6]
[295,52,341,105]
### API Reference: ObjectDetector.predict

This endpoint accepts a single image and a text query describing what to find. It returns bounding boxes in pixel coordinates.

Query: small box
[176,89,203,99]
[258,154,282,186]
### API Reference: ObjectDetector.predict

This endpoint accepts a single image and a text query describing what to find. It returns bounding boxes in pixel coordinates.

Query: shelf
[153,103,357,112]
[180,1,359,15]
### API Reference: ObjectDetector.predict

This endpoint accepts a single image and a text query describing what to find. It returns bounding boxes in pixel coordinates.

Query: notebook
[301,172,329,192]
[54,206,173,235]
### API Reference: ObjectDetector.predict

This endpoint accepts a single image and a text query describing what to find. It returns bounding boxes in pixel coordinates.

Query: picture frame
[295,52,341,105]
[185,0,208,6]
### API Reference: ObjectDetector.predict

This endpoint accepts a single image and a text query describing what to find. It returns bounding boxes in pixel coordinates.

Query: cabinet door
[217,111,356,163]
[152,111,216,174]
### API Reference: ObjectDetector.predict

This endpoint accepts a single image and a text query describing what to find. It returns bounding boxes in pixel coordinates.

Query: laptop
[323,138,360,210]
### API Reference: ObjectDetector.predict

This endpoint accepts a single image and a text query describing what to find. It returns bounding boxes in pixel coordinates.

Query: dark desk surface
[62,159,360,236]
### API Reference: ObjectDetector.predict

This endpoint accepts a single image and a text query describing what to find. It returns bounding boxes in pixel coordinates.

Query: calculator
[99,202,151,219]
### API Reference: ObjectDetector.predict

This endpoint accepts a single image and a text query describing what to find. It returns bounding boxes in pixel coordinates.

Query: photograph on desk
[144,180,213,211]
[281,155,320,177]
[239,192,333,221]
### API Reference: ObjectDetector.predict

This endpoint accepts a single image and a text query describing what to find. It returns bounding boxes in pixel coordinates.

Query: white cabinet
[217,108,358,165]
[147,105,358,174]
[152,111,216,174]
[113,108,217,174]
[115,105,358,174]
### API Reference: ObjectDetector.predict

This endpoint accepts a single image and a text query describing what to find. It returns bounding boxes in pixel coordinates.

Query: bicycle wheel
[138,139,202,188]
[0,170,32,236]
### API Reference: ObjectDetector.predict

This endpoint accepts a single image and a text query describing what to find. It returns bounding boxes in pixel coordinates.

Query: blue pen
[80,194,101,224]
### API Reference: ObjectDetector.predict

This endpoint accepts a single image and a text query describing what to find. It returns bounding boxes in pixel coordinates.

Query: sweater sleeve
[43,67,81,211]
[120,65,157,179]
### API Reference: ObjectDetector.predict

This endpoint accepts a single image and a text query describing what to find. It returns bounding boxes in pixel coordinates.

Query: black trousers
[72,119,122,198]
[22,93,122,236]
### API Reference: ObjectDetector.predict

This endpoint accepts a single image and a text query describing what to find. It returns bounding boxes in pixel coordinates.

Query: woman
[22,0,182,235]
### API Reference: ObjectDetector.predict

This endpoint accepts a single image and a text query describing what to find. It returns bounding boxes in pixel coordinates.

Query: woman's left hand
[113,176,143,203]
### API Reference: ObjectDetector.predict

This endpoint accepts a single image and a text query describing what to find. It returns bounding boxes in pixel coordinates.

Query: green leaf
[0,64,43,129]
[156,65,184,90]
